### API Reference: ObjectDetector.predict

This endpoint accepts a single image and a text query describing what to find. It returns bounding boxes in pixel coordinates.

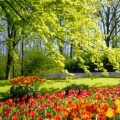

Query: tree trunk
[59,45,63,55]
[70,44,73,59]
[5,49,12,80]
[106,6,110,47]
[21,40,24,76]
[5,24,17,79]
[106,36,110,47]
[12,65,14,78]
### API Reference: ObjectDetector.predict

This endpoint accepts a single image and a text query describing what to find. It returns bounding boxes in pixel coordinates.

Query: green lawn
[0,78,120,99]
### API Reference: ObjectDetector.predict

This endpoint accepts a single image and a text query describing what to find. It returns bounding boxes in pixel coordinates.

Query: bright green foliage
[106,48,120,71]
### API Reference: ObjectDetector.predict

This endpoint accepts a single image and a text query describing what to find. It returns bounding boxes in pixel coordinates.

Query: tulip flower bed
[9,76,46,101]
[0,84,120,120]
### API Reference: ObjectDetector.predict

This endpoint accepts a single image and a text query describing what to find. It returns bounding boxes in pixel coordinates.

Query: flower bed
[9,76,45,100]
[0,84,120,120]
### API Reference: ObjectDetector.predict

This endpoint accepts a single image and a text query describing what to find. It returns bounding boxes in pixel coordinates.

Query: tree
[0,0,119,80]
[97,0,120,47]
[0,0,28,79]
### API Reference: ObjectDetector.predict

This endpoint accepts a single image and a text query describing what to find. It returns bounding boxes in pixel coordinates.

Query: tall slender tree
[97,0,120,47]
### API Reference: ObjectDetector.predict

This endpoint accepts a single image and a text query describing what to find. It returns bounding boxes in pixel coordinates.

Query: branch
[14,0,26,10]
[14,0,31,12]
[5,0,27,22]
[111,34,116,40]
[0,41,6,44]
[117,28,120,32]
[109,23,117,37]
[13,38,19,47]
[53,35,70,44]
[109,16,120,37]
[0,2,12,21]
[109,1,120,25]
[101,4,108,16]
[98,11,106,35]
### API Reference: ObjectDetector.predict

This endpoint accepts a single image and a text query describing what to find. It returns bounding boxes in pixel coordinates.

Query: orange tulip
[70,112,77,118]
[37,118,43,120]
[53,114,61,120]
[45,113,52,119]
[11,116,18,120]
[73,117,81,120]
[29,111,36,118]
[97,115,106,120]
[62,111,68,118]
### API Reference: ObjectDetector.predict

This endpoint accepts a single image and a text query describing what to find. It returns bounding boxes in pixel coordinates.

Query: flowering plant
[9,76,45,100]
[1,82,120,120]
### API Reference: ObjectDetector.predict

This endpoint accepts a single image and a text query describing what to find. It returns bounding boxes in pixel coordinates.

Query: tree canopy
[0,0,120,79]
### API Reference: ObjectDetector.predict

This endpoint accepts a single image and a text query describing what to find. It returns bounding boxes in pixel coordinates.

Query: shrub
[65,55,115,73]
[9,76,45,101]
[63,83,89,95]
[23,49,61,76]
[102,56,115,72]
[65,59,84,73]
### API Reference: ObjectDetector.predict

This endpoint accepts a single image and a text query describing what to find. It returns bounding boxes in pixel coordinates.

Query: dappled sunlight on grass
[0,78,120,99]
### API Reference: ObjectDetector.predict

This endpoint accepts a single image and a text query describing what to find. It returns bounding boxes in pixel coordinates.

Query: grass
[0,78,120,99]
[39,78,120,95]
[0,80,11,99]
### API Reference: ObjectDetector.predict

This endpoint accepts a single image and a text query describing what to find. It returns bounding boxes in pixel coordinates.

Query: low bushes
[65,57,115,73]
[23,49,62,77]
[63,83,89,95]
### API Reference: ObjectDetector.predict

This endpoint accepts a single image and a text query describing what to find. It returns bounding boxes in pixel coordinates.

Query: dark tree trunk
[70,44,73,59]
[21,40,24,76]
[5,49,12,80]
[98,1,120,48]
[106,36,110,47]
[106,6,110,47]
[59,45,63,55]
[5,24,17,80]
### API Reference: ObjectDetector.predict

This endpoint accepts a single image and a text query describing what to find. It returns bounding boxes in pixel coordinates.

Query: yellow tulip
[106,108,114,118]
[117,106,120,113]
[115,99,120,106]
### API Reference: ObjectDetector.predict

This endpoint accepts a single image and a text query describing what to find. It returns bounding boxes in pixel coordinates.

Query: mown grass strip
[0,78,120,98]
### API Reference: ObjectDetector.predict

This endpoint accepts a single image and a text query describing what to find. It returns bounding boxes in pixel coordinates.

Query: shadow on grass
[46,80,68,83]
[39,87,61,96]
[38,82,105,96]
[1,80,118,102]
[0,91,10,102]
[0,80,11,87]
[91,83,102,87]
